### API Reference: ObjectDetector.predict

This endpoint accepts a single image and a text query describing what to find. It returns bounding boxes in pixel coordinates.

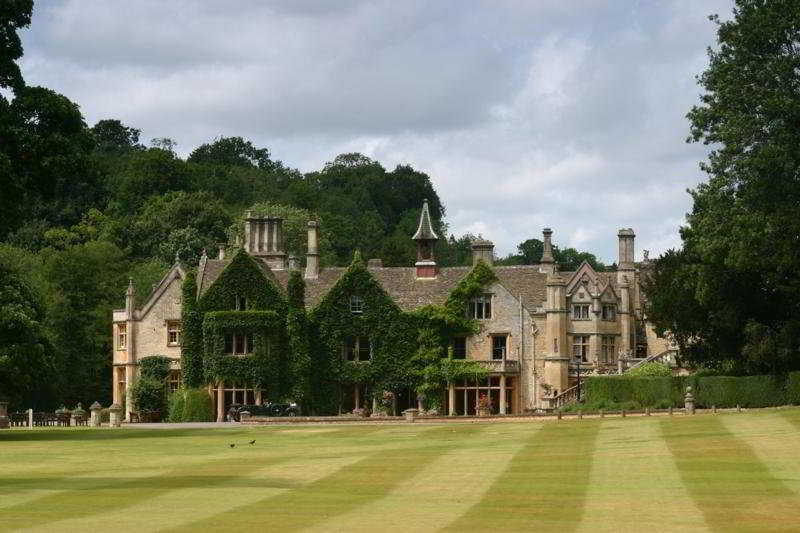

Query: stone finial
[684,386,695,415]
[90,401,102,411]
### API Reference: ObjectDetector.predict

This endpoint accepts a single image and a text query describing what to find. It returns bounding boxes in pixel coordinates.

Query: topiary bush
[168,388,214,422]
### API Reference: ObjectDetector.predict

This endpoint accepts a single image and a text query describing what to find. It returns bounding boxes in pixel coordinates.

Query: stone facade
[112,201,665,417]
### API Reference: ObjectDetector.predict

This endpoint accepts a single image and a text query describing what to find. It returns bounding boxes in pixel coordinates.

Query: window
[234,295,247,311]
[167,321,181,346]
[167,370,181,393]
[601,336,616,363]
[350,295,364,314]
[572,335,590,362]
[224,333,254,355]
[468,294,492,319]
[344,336,371,361]
[601,304,616,321]
[452,337,467,359]
[117,324,127,350]
[492,335,507,360]
[571,304,590,320]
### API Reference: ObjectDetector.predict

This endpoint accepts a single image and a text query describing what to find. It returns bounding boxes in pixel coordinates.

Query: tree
[91,119,144,155]
[0,260,55,409]
[188,136,275,170]
[647,0,800,373]
[0,0,32,92]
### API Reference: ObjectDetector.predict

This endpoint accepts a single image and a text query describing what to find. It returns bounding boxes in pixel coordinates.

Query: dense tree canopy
[646,0,800,374]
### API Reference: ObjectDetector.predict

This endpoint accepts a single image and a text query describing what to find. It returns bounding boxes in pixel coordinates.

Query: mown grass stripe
[168,424,488,532]
[307,423,536,532]
[577,418,707,532]
[443,419,602,532]
[0,454,292,532]
[722,412,800,497]
[660,415,800,532]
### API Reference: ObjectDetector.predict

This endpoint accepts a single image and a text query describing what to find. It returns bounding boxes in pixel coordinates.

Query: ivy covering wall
[180,249,500,414]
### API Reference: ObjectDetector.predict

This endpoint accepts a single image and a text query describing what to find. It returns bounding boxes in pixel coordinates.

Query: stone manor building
[112,202,669,421]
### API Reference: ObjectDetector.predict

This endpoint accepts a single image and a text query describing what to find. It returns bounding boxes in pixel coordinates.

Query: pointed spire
[412,199,439,241]
[126,278,135,296]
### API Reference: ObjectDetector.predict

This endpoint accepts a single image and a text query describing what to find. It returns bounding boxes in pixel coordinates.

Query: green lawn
[2,410,800,532]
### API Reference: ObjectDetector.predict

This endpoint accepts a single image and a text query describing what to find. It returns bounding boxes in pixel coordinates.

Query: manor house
[111,202,669,421]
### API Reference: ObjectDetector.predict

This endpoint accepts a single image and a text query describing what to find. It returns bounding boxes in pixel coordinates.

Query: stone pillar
[499,375,507,415]
[124,365,136,422]
[0,401,8,429]
[684,386,695,415]
[108,403,123,428]
[448,383,456,416]
[305,221,320,279]
[90,402,102,427]
[255,390,262,406]
[71,403,86,426]
[539,228,555,274]
[216,383,225,422]
[28,408,33,428]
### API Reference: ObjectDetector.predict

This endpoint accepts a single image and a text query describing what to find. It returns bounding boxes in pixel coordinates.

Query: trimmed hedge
[583,372,800,409]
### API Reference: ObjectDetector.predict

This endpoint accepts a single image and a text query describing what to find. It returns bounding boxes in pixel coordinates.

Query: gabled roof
[412,199,439,241]
[138,262,185,319]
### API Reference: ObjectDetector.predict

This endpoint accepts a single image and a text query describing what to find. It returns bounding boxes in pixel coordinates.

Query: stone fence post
[28,408,33,428]
[109,403,123,428]
[89,402,103,427]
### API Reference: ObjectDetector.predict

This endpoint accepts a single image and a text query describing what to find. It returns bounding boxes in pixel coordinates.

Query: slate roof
[199,257,552,312]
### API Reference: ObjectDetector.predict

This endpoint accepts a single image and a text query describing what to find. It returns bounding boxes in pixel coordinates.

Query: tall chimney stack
[471,239,494,266]
[618,228,635,272]
[539,228,555,274]
[243,211,286,269]
[305,220,319,279]
[412,199,439,279]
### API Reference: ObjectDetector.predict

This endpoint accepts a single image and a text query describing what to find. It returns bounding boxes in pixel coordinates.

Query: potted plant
[477,394,492,417]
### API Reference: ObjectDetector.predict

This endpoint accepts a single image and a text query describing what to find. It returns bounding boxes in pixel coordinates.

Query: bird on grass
[249,440,256,445]
[229,443,235,448]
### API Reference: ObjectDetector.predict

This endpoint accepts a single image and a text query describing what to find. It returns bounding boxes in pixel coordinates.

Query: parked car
[227,402,300,421]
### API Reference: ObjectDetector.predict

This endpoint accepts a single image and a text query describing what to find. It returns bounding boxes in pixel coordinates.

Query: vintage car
[227,402,300,421]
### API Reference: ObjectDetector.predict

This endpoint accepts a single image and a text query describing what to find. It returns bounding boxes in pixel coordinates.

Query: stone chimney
[539,228,555,274]
[125,278,136,319]
[413,199,439,278]
[618,228,635,271]
[471,238,494,266]
[305,220,319,279]
[244,211,286,269]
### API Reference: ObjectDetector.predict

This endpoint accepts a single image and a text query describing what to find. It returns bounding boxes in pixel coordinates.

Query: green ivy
[138,355,170,381]
[180,248,502,415]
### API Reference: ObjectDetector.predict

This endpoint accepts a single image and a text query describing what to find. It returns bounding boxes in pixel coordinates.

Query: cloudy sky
[18,0,733,263]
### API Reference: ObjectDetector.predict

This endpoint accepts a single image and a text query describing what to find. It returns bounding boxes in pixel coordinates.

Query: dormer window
[601,304,616,321]
[350,295,364,314]
[235,295,247,311]
[468,294,492,319]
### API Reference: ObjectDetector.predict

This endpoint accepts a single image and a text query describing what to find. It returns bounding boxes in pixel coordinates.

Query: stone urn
[71,403,86,426]
[0,401,9,429]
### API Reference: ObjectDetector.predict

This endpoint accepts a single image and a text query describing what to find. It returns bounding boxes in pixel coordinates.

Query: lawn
[2,409,800,532]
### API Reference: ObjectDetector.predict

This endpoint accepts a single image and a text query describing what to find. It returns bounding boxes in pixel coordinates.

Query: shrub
[788,372,800,405]
[139,356,171,381]
[168,388,214,422]
[131,377,167,413]
[627,362,672,377]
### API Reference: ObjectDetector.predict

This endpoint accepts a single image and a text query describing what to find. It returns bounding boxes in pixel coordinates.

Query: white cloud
[18,0,734,262]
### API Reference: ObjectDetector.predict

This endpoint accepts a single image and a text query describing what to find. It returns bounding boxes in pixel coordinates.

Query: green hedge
[583,372,800,409]
[167,388,214,422]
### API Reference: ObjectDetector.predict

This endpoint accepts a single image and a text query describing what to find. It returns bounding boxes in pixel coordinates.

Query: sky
[17,0,734,263]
